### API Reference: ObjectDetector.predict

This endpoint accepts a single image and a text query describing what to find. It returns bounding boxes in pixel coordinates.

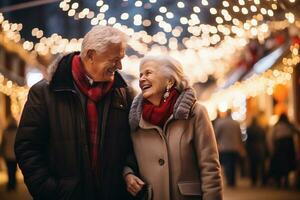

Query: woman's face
[139,61,170,105]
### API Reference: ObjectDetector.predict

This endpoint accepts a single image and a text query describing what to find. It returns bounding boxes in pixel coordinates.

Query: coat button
[159,158,165,166]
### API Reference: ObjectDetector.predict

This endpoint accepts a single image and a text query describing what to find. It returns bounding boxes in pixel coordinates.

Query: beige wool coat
[126,88,223,200]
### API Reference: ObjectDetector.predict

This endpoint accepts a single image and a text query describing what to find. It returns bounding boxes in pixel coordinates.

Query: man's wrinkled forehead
[101,42,126,57]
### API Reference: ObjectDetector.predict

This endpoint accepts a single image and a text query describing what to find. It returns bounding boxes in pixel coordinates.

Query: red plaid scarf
[72,55,114,174]
[142,87,179,128]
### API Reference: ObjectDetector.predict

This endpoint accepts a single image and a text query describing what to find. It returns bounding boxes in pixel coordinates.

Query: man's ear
[86,49,96,62]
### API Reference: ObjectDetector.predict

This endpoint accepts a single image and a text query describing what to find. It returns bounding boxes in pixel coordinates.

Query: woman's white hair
[80,25,128,58]
[140,55,190,92]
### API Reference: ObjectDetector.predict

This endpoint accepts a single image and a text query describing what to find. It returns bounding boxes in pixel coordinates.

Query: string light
[203,43,299,120]
[0,73,28,121]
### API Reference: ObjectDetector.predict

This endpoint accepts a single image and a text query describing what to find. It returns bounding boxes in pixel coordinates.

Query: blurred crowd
[213,110,300,189]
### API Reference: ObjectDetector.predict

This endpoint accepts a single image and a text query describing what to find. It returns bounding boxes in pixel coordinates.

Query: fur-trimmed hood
[129,88,196,131]
[46,53,68,82]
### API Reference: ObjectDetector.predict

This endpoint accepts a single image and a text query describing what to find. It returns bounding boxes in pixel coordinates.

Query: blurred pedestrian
[214,110,245,187]
[1,116,18,191]
[269,113,300,188]
[246,116,268,186]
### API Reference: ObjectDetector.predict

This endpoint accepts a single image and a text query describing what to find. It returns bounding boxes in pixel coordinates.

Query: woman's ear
[167,79,175,89]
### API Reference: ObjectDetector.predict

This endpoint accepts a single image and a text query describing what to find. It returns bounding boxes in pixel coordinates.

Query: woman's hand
[125,173,145,196]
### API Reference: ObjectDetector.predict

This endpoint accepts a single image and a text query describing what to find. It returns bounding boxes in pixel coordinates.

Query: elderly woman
[124,56,223,200]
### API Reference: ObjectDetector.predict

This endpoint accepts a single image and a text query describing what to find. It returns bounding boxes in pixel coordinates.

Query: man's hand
[125,173,145,196]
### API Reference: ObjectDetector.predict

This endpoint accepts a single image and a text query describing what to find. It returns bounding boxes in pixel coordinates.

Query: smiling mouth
[141,84,152,91]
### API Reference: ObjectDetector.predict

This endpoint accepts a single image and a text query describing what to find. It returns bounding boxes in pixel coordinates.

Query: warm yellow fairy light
[87,11,95,19]
[224,15,232,22]
[250,5,257,12]
[36,30,43,39]
[134,14,142,21]
[142,19,151,27]
[71,2,79,9]
[159,6,167,13]
[121,13,129,20]
[96,1,104,7]
[0,14,4,23]
[243,22,251,30]
[78,12,85,19]
[31,28,38,36]
[285,12,295,23]
[239,0,245,6]
[166,12,174,19]
[108,17,116,25]
[233,6,240,12]
[0,73,29,120]
[155,15,163,22]
[222,1,229,7]
[260,8,267,15]
[2,23,10,31]
[251,19,258,26]
[97,13,105,20]
[260,23,269,33]
[250,27,258,36]
[100,4,109,13]
[59,1,66,8]
[62,4,70,11]
[193,6,201,13]
[91,18,98,25]
[68,9,76,17]
[242,8,249,15]
[232,18,240,26]
[256,14,264,21]
[135,1,142,7]
[201,0,209,6]
[180,17,188,24]
[11,23,18,31]
[268,10,274,17]
[177,1,185,8]
[221,9,228,16]
[254,0,261,5]
[216,17,224,24]
[210,8,217,15]
[271,4,277,10]
[133,20,142,26]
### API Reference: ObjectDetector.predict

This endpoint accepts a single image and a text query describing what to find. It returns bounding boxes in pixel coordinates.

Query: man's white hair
[80,25,128,58]
[140,55,190,92]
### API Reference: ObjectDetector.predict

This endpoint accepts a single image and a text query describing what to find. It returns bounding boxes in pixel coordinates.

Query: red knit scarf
[72,55,113,174]
[142,87,179,128]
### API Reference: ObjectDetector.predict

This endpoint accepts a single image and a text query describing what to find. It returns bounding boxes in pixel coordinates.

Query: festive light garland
[0,0,296,82]
[0,73,28,120]
[0,12,249,85]
[203,43,299,121]
[0,0,297,83]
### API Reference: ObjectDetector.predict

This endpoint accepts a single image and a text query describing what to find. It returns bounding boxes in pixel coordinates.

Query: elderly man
[15,26,134,200]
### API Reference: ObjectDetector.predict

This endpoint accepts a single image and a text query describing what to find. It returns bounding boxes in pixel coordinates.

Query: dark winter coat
[15,52,134,200]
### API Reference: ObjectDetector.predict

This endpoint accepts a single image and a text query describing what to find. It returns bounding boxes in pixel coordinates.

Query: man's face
[87,43,125,82]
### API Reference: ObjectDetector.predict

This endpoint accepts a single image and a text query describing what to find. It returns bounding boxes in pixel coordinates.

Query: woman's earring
[163,86,170,102]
